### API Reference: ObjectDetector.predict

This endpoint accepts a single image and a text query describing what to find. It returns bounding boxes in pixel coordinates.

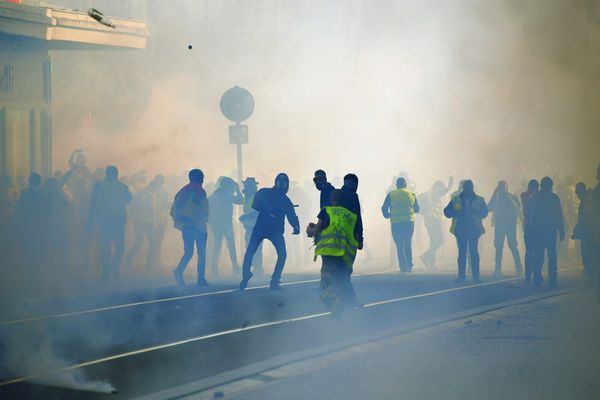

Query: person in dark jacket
[239,173,300,291]
[171,169,210,287]
[13,173,46,276]
[526,176,565,287]
[340,174,364,250]
[87,166,132,282]
[313,169,335,209]
[520,179,539,282]
[444,180,488,283]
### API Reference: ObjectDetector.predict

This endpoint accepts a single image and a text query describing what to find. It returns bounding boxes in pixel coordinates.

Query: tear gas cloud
[2,0,600,392]
[49,0,600,251]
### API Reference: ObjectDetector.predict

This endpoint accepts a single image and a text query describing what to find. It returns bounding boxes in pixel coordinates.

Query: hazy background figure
[444,179,488,283]
[87,166,132,282]
[239,177,263,275]
[288,180,311,268]
[573,182,592,278]
[527,177,565,287]
[382,177,420,273]
[557,177,578,261]
[487,180,523,277]
[63,150,93,270]
[171,169,210,287]
[239,173,300,291]
[208,176,242,277]
[584,165,600,300]
[0,174,17,268]
[124,180,156,270]
[418,177,453,268]
[148,174,170,269]
[42,178,71,272]
[12,173,46,285]
[521,179,540,282]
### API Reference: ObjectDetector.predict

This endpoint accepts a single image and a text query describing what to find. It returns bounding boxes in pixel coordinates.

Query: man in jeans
[381,177,420,272]
[171,169,210,287]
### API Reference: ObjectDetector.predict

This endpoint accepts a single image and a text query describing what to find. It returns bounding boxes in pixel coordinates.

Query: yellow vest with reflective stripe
[315,206,359,267]
[449,194,486,236]
[389,188,416,223]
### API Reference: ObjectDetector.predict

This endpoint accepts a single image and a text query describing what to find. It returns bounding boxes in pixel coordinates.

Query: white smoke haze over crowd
[2,0,600,393]
[49,0,600,251]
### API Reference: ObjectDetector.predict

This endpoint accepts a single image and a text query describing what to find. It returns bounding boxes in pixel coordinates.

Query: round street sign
[220,86,255,123]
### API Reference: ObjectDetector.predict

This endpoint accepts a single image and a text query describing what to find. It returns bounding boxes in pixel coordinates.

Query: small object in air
[188,44,193,49]
[88,8,116,28]
[497,319,503,326]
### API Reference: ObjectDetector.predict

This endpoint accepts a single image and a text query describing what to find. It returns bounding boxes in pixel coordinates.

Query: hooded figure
[239,173,300,291]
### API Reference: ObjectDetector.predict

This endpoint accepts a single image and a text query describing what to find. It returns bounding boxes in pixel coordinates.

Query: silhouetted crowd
[0,149,598,302]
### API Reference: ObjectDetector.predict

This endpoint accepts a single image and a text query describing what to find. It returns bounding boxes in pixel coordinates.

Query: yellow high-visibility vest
[389,188,416,223]
[315,206,359,267]
[449,194,486,236]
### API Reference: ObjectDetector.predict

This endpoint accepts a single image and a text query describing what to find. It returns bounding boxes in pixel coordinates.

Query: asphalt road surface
[0,264,585,399]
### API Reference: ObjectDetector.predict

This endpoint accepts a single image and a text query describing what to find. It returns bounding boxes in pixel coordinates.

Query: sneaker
[420,255,433,268]
[269,283,283,291]
[173,270,185,287]
[197,280,211,288]
[239,272,253,291]
[473,278,482,284]
[454,277,466,283]
[492,270,502,277]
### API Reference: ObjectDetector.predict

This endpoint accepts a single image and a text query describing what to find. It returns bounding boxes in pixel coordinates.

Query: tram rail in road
[2,267,578,389]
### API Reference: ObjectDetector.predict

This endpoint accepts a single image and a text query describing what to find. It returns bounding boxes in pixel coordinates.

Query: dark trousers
[524,229,536,279]
[98,223,125,281]
[125,220,155,268]
[242,229,286,285]
[579,237,594,277]
[422,216,443,265]
[211,222,239,274]
[456,234,480,280]
[320,256,354,314]
[175,226,208,283]
[494,224,522,272]
[391,221,414,271]
[531,230,558,284]
[244,227,263,274]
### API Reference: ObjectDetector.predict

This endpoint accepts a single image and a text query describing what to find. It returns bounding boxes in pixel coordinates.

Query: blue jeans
[242,229,286,285]
[456,234,480,280]
[391,222,414,271]
[175,226,208,283]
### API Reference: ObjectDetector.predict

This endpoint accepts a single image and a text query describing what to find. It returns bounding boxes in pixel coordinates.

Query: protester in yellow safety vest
[307,189,360,317]
[381,177,420,273]
[443,179,488,283]
[239,177,263,275]
[487,180,523,277]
